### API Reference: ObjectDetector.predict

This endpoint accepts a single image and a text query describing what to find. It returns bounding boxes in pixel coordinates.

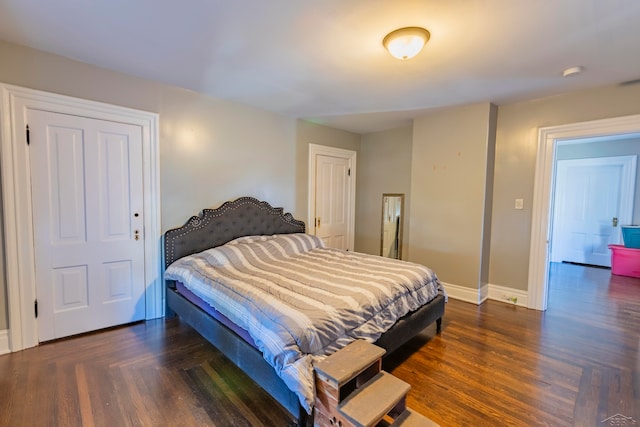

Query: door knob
[612,217,618,227]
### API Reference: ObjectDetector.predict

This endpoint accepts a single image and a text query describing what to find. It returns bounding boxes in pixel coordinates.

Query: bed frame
[163,196,445,426]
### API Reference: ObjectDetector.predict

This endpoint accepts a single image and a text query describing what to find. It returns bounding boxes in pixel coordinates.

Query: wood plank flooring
[1,262,638,426]
[0,318,296,426]
[384,263,640,427]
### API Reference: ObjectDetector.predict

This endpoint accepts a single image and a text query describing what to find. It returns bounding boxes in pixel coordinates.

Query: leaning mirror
[381,193,404,259]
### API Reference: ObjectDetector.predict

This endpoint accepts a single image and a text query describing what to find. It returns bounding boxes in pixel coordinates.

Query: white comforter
[164,233,442,413]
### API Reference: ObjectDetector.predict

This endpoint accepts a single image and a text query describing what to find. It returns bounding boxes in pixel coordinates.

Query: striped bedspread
[164,233,442,414]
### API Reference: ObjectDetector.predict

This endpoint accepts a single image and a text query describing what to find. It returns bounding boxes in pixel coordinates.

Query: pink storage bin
[608,244,640,278]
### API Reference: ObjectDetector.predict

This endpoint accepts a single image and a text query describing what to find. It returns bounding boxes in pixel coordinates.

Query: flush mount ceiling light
[562,66,585,77]
[383,27,430,60]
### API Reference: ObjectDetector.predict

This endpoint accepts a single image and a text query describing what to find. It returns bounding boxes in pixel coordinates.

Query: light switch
[515,198,524,210]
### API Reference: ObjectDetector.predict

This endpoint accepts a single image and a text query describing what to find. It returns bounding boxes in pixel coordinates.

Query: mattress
[175,281,256,347]
[164,233,442,413]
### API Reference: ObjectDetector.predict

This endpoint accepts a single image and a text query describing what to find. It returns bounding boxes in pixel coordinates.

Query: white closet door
[29,109,146,341]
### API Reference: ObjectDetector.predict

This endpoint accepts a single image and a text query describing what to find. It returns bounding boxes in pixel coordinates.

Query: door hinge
[26,125,30,145]
[348,168,351,176]
[34,299,38,318]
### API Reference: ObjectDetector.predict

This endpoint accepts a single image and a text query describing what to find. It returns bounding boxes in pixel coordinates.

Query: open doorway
[528,114,640,311]
[547,140,639,310]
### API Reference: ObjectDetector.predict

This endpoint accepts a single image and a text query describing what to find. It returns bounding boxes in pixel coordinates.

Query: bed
[163,197,445,426]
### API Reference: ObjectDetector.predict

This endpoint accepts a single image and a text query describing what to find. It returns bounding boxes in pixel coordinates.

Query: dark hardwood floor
[1,262,638,426]
[385,263,639,426]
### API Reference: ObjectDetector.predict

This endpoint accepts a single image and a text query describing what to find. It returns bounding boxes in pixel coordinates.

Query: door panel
[48,126,87,242]
[98,131,138,239]
[315,154,350,250]
[103,260,133,302]
[29,109,146,341]
[54,266,89,311]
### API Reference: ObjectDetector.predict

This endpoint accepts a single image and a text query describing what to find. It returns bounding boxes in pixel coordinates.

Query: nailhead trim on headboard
[163,197,306,267]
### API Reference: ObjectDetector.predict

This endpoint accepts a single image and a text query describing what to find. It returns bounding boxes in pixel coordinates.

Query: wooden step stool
[314,340,439,427]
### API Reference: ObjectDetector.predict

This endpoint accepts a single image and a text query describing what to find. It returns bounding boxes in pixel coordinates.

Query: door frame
[0,83,161,351]
[308,144,356,250]
[529,114,640,311]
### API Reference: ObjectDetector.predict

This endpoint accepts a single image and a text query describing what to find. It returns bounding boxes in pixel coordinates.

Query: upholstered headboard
[163,196,306,267]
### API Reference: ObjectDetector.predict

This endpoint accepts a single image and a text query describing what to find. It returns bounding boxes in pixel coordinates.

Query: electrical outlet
[504,295,518,304]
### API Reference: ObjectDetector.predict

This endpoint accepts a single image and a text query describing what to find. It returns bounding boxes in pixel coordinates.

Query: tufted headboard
[163,197,306,267]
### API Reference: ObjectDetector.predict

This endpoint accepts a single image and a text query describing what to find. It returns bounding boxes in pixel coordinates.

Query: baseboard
[0,329,10,355]
[440,282,528,308]
[487,284,529,307]
[441,282,487,305]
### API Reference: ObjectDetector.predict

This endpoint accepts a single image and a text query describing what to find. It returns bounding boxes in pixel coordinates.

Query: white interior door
[29,109,146,341]
[551,156,636,267]
[315,154,351,249]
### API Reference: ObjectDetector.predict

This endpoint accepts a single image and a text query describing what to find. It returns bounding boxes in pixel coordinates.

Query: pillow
[226,234,274,245]
[226,233,325,255]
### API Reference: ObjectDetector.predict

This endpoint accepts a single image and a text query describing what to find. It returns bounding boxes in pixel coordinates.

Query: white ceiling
[1,0,639,134]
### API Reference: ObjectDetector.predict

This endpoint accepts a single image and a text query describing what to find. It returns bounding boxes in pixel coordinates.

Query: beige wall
[409,102,496,289]
[158,91,297,230]
[356,126,413,256]
[0,40,299,231]
[490,84,640,291]
[0,40,360,331]
[480,105,498,287]
[346,85,640,297]
[1,39,640,333]
[0,40,319,331]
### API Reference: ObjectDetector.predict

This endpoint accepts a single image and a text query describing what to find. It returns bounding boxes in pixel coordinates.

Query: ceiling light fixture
[562,66,584,77]
[383,27,430,60]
